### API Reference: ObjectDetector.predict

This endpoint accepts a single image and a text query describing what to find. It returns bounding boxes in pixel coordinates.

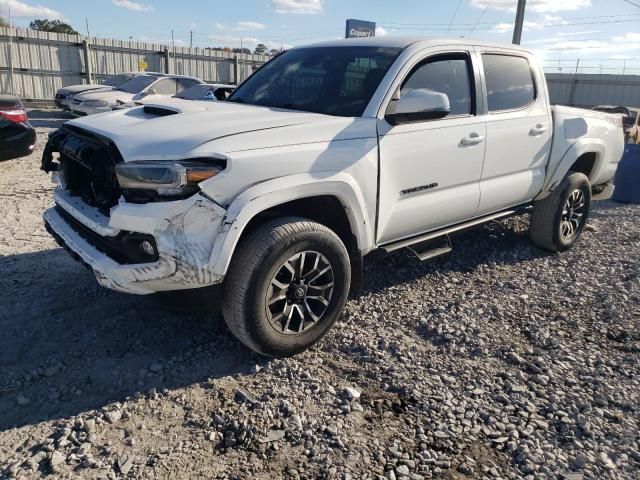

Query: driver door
[376,51,486,244]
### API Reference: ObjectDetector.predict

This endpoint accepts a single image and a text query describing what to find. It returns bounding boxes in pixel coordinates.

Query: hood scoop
[143,105,179,117]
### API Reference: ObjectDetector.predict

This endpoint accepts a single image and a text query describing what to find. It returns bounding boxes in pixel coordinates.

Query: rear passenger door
[476,51,552,214]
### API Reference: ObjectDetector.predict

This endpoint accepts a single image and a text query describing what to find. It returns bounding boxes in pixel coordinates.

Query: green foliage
[29,19,79,35]
[253,43,268,55]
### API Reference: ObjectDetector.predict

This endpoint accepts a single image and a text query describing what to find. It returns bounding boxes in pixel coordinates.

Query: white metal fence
[0,27,268,102]
[546,73,640,108]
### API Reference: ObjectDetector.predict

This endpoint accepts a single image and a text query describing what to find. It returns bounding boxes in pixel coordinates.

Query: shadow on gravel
[0,217,546,431]
[361,218,550,296]
[0,249,263,431]
[27,110,69,130]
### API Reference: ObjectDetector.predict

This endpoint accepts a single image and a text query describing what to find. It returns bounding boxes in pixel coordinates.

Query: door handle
[530,124,547,136]
[461,133,485,146]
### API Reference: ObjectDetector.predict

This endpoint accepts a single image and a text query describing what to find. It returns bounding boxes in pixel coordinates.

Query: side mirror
[385,88,451,126]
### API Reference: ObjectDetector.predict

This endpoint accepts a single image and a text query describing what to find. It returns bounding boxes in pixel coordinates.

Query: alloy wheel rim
[560,188,586,240]
[266,251,335,335]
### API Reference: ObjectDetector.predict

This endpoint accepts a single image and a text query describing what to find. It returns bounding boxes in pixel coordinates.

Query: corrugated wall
[546,73,640,108]
[0,27,267,101]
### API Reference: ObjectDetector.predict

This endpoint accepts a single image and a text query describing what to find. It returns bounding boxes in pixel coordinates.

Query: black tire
[221,217,351,357]
[530,171,592,252]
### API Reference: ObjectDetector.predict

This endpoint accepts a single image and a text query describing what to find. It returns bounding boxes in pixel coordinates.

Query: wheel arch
[209,173,374,280]
[538,139,605,200]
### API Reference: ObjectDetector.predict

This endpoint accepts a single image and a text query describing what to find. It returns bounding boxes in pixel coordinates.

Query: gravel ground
[0,111,639,480]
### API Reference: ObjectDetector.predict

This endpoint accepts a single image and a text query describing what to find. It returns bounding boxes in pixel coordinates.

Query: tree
[0,16,8,27]
[29,19,78,35]
[253,43,268,56]
[269,48,282,56]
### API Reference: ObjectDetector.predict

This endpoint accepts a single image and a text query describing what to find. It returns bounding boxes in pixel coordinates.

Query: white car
[42,37,624,357]
[55,73,136,111]
[112,83,235,111]
[69,74,204,116]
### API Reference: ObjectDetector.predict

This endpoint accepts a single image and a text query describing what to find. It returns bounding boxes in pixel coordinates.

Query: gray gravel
[0,111,639,479]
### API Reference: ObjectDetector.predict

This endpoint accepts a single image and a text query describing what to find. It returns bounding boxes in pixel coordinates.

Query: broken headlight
[115,159,225,201]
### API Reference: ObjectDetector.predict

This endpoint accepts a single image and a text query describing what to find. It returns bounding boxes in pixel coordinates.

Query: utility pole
[189,30,193,49]
[8,7,14,95]
[171,29,175,74]
[512,0,526,45]
[84,18,93,84]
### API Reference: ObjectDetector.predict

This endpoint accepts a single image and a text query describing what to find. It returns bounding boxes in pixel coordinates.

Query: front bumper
[44,189,227,295]
[55,98,70,110]
[0,124,36,161]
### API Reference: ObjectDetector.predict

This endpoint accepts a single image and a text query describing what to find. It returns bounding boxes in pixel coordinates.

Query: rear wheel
[530,171,592,252]
[221,217,351,357]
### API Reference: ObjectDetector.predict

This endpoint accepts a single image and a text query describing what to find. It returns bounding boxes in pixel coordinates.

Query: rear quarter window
[482,54,536,112]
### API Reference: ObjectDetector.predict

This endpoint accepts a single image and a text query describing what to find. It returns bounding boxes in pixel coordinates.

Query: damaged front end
[42,126,227,294]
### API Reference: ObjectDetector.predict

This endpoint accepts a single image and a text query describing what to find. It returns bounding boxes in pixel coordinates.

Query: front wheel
[221,217,351,357]
[529,171,592,252]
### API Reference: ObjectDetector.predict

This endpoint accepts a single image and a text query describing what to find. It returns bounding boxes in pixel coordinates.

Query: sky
[1,0,639,73]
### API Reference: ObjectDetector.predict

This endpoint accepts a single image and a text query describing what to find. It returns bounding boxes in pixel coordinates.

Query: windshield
[103,74,133,87]
[116,75,158,94]
[176,84,215,100]
[228,46,401,117]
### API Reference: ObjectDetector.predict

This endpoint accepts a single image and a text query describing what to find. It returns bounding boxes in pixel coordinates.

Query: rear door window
[152,79,179,95]
[177,78,201,93]
[482,54,536,112]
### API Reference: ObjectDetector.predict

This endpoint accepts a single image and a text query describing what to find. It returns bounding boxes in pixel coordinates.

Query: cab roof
[296,36,533,54]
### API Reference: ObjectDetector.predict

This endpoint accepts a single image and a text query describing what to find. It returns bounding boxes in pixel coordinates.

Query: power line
[445,0,463,37]
[622,0,640,8]
[380,12,640,28]
[467,0,493,37]
[380,18,640,31]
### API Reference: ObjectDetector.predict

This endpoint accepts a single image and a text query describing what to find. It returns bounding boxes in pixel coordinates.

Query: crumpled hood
[67,101,360,160]
[61,85,114,95]
[73,89,134,104]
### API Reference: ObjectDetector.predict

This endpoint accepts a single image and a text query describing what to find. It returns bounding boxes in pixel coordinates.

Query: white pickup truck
[42,37,624,356]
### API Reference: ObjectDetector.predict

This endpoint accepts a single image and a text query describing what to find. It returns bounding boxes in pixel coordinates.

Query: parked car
[0,95,36,161]
[112,83,235,111]
[55,73,136,110]
[69,74,204,116]
[41,37,624,356]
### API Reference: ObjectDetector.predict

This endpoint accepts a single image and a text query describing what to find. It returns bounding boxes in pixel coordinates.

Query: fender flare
[537,139,605,199]
[209,172,374,277]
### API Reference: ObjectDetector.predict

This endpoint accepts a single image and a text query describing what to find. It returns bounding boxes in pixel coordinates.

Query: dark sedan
[0,95,36,161]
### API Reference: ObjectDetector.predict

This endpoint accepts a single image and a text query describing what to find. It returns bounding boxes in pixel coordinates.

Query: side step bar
[407,235,452,262]
[381,206,530,255]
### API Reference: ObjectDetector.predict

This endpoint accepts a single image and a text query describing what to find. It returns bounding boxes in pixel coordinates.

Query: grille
[48,126,124,213]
